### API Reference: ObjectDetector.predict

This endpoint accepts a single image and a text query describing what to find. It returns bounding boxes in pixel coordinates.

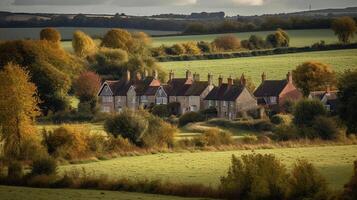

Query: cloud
[231,0,265,6]
[12,0,198,6]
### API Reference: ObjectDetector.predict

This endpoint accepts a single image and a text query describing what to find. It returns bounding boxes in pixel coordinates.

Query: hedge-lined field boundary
[156,43,357,62]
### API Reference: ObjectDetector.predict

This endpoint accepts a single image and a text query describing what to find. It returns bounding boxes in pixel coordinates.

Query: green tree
[0,63,40,160]
[101,29,133,51]
[293,99,327,128]
[337,69,357,133]
[72,30,97,58]
[331,16,357,44]
[293,61,336,96]
[220,154,289,200]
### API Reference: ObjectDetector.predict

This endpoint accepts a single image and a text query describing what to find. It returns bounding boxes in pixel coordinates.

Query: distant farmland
[161,49,357,85]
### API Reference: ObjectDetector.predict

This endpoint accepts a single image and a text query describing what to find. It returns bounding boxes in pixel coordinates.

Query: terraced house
[204,74,258,119]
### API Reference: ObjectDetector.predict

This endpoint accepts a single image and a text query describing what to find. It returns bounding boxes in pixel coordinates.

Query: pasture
[161,49,357,85]
[0,186,210,200]
[60,145,357,189]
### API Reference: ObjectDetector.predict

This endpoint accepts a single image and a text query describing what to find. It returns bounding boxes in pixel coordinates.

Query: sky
[1,0,357,16]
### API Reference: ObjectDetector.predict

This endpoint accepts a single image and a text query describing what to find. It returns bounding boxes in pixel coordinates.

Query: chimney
[261,72,266,83]
[193,73,200,82]
[186,70,192,79]
[169,70,174,80]
[240,73,246,86]
[143,69,149,79]
[208,73,213,86]
[218,75,223,86]
[286,71,293,83]
[125,70,131,82]
[326,85,331,93]
[153,69,158,79]
[136,71,142,81]
[227,75,233,86]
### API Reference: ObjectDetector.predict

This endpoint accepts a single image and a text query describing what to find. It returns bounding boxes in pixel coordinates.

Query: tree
[289,160,330,200]
[40,28,61,47]
[266,28,290,48]
[293,61,336,96]
[0,63,40,160]
[331,16,357,44]
[337,69,357,133]
[220,154,289,200]
[72,30,97,58]
[104,109,149,145]
[293,99,327,128]
[182,42,201,55]
[213,34,241,51]
[101,29,133,51]
[171,43,186,55]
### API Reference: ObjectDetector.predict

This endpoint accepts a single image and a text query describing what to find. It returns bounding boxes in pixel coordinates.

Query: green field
[60,145,357,189]
[161,49,357,85]
[0,186,210,200]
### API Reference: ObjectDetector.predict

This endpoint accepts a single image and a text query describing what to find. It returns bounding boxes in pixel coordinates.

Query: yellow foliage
[72,30,97,58]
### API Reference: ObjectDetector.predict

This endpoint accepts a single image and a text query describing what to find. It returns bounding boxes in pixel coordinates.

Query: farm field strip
[161,49,357,85]
[60,145,357,189]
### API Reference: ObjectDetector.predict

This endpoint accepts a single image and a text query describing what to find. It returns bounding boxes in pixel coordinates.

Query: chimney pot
[208,73,213,86]
[125,70,131,82]
[262,72,266,83]
[153,69,158,79]
[193,73,200,82]
[186,70,192,79]
[286,71,292,83]
[228,76,233,86]
[169,70,175,80]
[218,75,223,86]
[240,73,246,86]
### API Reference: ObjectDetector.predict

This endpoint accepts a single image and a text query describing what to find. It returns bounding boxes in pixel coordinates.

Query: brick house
[253,72,302,112]
[204,74,258,119]
[165,70,214,114]
[309,86,338,113]
[97,70,167,113]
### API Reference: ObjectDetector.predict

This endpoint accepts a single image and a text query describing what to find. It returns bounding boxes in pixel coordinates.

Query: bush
[293,99,327,127]
[151,104,170,118]
[7,161,23,179]
[342,160,357,200]
[312,116,340,140]
[141,115,176,148]
[240,135,258,144]
[104,109,149,145]
[42,125,89,159]
[271,114,292,125]
[178,112,205,127]
[289,160,330,200]
[197,41,214,53]
[199,107,218,119]
[220,154,289,200]
[213,34,241,51]
[31,156,57,176]
[182,42,201,55]
[273,124,299,141]
[196,128,234,147]
[18,135,47,161]
[105,136,136,152]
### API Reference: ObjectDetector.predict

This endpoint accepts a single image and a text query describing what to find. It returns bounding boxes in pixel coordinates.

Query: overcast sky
[1,0,357,16]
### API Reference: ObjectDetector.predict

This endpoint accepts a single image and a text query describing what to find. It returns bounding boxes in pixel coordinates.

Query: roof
[205,84,245,101]
[253,80,288,97]
[184,81,209,96]
[144,86,160,96]
[309,91,326,100]
[166,78,193,96]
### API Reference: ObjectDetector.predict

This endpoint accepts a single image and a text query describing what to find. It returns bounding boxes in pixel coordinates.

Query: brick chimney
[240,73,246,86]
[261,72,266,83]
[136,71,142,81]
[169,70,174,81]
[193,73,200,82]
[227,75,233,86]
[125,70,131,82]
[208,73,213,86]
[153,69,158,80]
[218,75,223,86]
[186,70,192,79]
[286,71,293,83]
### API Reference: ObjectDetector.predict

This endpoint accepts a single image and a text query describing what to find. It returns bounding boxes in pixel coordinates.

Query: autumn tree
[213,34,241,51]
[72,30,97,58]
[73,71,101,113]
[292,61,336,96]
[331,16,357,44]
[101,29,133,51]
[0,63,40,160]
[182,42,201,55]
[40,28,61,47]
[266,28,290,48]
[337,69,357,133]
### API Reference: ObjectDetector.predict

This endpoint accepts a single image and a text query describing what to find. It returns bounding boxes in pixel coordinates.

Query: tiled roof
[99,77,158,96]
[205,84,245,101]
[166,78,193,96]
[184,81,209,96]
[144,86,160,96]
[253,80,288,97]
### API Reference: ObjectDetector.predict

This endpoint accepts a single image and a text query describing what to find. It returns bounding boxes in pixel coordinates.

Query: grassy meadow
[0,186,210,200]
[60,145,357,189]
[161,49,357,85]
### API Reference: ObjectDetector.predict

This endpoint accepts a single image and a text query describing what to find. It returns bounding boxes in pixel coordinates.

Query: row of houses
[97,70,337,119]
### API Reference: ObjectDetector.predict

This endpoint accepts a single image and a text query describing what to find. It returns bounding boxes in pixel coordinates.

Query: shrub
[289,160,330,200]
[7,161,23,179]
[213,34,241,51]
[104,109,149,145]
[271,114,292,125]
[42,125,89,159]
[18,135,47,161]
[178,112,205,127]
[273,124,299,141]
[86,134,107,154]
[312,116,340,140]
[197,41,214,53]
[182,42,201,55]
[171,44,186,55]
[240,135,258,144]
[199,107,218,119]
[151,104,170,118]
[197,128,234,146]
[141,115,176,148]
[293,99,327,127]
[220,154,289,200]
[105,136,136,152]
[31,156,57,176]
[342,160,357,200]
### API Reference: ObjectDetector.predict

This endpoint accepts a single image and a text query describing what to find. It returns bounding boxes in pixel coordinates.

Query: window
[208,100,213,107]
[102,106,110,113]
[102,96,112,103]
[156,97,168,105]
[229,101,234,107]
[141,96,148,102]
[190,105,198,111]
[223,101,227,107]
[215,101,219,106]
[270,97,277,104]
